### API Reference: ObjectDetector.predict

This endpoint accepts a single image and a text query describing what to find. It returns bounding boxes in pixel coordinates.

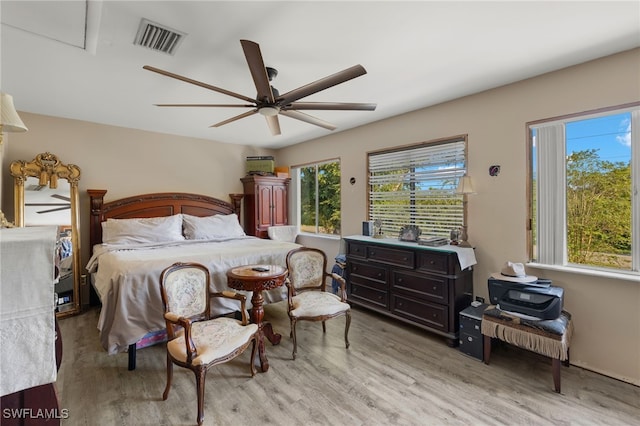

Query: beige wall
[277,48,640,385]
[2,48,638,385]
[1,116,276,307]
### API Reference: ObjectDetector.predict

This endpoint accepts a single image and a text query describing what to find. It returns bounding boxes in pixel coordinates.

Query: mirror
[10,152,81,318]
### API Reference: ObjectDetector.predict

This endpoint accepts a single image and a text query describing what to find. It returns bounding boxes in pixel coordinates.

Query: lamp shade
[1,93,28,133]
[456,176,476,194]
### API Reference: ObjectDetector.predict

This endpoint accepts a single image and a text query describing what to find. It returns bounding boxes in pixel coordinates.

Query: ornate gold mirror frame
[10,152,82,318]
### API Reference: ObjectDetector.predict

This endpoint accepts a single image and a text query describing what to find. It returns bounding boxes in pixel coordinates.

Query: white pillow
[182,213,246,240]
[102,214,185,245]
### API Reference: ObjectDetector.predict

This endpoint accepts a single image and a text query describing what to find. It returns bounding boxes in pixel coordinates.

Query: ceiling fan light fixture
[259,106,280,117]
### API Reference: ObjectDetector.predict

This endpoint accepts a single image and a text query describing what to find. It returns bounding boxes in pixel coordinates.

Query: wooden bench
[481,306,573,393]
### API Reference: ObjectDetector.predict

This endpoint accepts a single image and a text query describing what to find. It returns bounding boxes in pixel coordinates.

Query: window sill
[298,232,341,240]
[527,263,640,283]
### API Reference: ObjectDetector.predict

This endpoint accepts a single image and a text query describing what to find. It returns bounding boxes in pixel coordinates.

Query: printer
[488,278,564,320]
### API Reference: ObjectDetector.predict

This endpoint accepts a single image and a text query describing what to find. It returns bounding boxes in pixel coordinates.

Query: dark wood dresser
[344,235,473,346]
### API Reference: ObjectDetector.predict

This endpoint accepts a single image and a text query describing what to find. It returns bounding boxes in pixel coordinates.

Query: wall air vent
[133,18,185,55]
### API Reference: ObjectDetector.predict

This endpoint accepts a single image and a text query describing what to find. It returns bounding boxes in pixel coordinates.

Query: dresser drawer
[347,242,367,258]
[367,246,414,268]
[391,294,448,332]
[350,284,388,310]
[391,271,449,304]
[417,251,452,274]
[349,261,387,282]
[348,272,387,292]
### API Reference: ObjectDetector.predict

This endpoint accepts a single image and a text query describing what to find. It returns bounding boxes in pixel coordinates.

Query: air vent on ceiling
[133,18,185,55]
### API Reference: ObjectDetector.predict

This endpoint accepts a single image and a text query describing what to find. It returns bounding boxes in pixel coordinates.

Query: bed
[86,190,300,369]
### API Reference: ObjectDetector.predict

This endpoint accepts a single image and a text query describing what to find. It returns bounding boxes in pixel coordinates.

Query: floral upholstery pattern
[291,291,350,318]
[168,318,258,365]
[287,250,324,290]
[162,267,208,318]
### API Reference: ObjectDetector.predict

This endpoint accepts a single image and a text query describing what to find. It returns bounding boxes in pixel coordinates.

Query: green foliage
[300,162,341,234]
[566,149,631,268]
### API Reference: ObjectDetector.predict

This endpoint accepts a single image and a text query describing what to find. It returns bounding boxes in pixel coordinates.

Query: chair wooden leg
[322,321,326,333]
[291,319,298,360]
[162,354,172,401]
[344,311,351,349]
[552,358,561,393]
[194,367,207,426]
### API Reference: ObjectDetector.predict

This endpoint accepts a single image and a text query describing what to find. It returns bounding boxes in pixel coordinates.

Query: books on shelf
[418,236,448,246]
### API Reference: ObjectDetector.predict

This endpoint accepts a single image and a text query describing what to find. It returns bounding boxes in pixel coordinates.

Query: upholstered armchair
[285,247,351,360]
[159,262,258,426]
[267,225,298,242]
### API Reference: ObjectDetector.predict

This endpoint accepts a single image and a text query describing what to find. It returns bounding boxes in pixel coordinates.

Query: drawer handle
[403,257,408,261]
[370,251,375,255]
[432,286,437,291]
[432,313,438,318]
[429,260,435,265]
[378,272,382,277]
[397,277,403,283]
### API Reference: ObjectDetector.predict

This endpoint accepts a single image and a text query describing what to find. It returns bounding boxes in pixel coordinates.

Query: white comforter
[88,237,300,354]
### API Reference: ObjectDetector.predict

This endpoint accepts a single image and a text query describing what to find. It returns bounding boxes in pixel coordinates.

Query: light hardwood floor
[56,303,639,426]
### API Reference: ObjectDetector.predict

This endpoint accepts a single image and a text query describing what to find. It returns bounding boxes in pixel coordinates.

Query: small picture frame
[398,225,421,242]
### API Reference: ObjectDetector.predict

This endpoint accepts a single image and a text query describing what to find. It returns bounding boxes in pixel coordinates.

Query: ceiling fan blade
[143,65,256,103]
[277,65,367,106]
[240,40,275,103]
[279,110,336,131]
[51,194,70,202]
[210,110,257,128]
[285,102,377,111]
[265,115,281,136]
[154,103,255,108]
[37,206,71,214]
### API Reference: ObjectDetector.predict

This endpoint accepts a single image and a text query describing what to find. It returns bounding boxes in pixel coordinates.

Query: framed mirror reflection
[10,152,82,318]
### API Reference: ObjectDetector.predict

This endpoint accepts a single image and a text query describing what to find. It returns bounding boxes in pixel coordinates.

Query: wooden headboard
[87,190,243,249]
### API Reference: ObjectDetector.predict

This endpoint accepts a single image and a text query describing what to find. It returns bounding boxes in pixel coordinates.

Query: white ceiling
[1,1,639,149]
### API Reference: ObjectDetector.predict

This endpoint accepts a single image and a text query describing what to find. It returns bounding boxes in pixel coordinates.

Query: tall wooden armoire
[241,175,290,238]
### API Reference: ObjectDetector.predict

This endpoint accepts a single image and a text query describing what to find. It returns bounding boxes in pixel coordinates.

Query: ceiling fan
[26,193,71,214]
[143,39,376,136]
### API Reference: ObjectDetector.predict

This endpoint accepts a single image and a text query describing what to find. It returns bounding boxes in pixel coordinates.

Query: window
[368,136,467,238]
[529,103,639,276]
[294,159,341,235]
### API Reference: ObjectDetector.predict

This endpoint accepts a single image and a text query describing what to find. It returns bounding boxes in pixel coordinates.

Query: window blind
[368,139,467,238]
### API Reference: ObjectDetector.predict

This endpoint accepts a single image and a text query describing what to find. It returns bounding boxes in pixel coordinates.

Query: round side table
[227,264,287,372]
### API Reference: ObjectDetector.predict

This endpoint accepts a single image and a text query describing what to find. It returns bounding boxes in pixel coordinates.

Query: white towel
[444,246,477,270]
[0,226,58,396]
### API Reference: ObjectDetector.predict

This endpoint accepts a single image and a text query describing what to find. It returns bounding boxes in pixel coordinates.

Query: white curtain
[536,123,566,265]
